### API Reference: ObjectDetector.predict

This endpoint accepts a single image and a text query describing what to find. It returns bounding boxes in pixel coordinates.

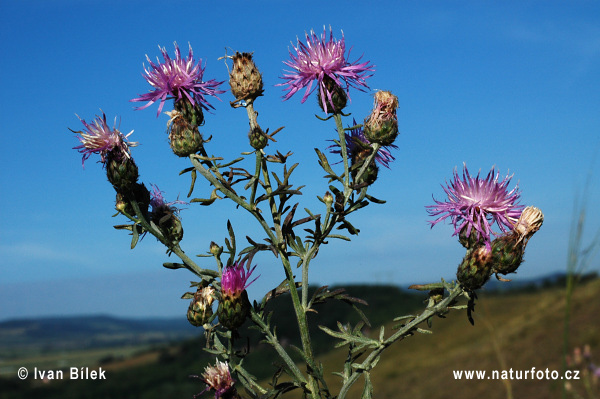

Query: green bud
[317,76,347,114]
[174,98,204,127]
[106,149,139,191]
[217,290,251,330]
[248,126,268,150]
[457,246,493,291]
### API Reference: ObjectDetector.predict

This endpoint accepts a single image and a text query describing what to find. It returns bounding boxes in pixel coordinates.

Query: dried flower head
[279,26,374,113]
[221,260,258,298]
[131,42,224,117]
[513,206,544,244]
[426,164,524,248]
[201,360,235,399]
[363,90,400,146]
[72,112,137,168]
[328,119,397,169]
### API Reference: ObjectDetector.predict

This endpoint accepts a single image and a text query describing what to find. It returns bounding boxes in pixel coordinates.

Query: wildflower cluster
[427,164,543,290]
[70,27,544,399]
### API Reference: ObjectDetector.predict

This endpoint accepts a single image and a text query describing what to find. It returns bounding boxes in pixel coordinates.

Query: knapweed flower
[328,119,397,169]
[199,360,237,399]
[149,184,187,215]
[149,184,187,243]
[426,164,524,248]
[72,112,137,168]
[218,260,258,330]
[220,260,257,298]
[279,26,374,113]
[131,42,224,117]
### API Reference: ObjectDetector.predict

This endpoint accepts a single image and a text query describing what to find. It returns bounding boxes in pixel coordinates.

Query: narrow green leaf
[130,224,139,249]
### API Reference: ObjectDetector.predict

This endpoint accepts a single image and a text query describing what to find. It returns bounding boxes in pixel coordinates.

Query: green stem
[249,150,262,206]
[125,196,218,280]
[337,284,464,399]
[249,308,307,385]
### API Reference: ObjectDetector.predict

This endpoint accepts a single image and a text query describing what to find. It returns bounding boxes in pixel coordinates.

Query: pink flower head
[72,112,137,168]
[426,164,524,248]
[278,27,374,113]
[221,261,258,297]
[131,42,224,117]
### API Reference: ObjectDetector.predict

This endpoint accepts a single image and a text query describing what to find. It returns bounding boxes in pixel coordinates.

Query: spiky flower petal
[221,260,257,297]
[328,119,397,169]
[426,164,524,248]
[131,42,224,117]
[278,26,374,113]
[72,112,137,167]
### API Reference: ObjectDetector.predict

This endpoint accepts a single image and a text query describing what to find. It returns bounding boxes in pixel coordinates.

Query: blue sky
[1,1,599,321]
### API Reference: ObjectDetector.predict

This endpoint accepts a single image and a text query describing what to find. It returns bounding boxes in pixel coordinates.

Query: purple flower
[221,261,258,297]
[328,119,397,169]
[72,112,137,168]
[426,164,524,247]
[149,184,187,214]
[279,27,374,113]
[131,42,224,117]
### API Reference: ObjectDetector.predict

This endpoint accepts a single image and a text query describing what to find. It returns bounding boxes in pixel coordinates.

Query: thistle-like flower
[131,42,224,117]
[279,26,374,113]
[218,261,258,330]
[328,119,397,169]
[426,164,524,248]
[149,184,187,242]
[221,261,257,298]
[72,112,137,167]
[197,360,237,399]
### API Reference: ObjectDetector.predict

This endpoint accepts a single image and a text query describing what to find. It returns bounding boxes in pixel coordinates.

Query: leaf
[130,224,140,249]
[362,372,373,399]
[163,262,186,270]
[365,193,386,204]
[187,169,197,198]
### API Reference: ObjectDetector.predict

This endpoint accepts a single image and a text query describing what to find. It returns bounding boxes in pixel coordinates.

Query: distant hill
[2,276,597,399]
[0,315,197,354]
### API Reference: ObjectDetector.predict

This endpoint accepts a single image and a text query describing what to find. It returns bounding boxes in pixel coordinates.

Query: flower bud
[491,206,544,277]
[351,146,378,186]
[210,241,223,257]
[106,148,139,190]
[166,110,203,157]
[457,246,493,291]
[229,52,264,102]
[317,76,347,114]
[115,183,150,216]
[218,290,251,331]
[458,225,485,249]
[151,204,184,243]
[363,90,399,146]
[187,286,215,327]
[248,126,268,150]
[174,97,204,127]
[323,191,334,206]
